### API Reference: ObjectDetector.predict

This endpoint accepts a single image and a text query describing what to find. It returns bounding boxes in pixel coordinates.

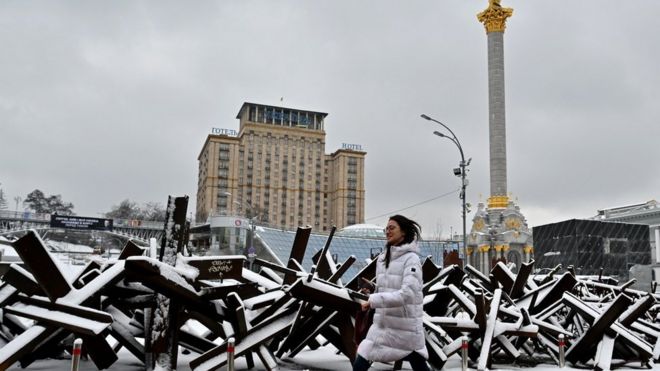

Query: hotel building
[196,102,366,232]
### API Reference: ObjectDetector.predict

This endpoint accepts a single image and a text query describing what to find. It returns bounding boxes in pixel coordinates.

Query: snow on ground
[6,344,660,371]
[0,242,19,259]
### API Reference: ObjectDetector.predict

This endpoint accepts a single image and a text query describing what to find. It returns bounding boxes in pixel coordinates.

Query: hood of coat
[380,241,420,262]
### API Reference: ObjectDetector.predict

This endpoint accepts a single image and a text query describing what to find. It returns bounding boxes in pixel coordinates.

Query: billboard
[50,215,114,231]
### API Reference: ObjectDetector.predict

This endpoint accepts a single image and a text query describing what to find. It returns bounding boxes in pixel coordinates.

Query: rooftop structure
[336,223,385,239]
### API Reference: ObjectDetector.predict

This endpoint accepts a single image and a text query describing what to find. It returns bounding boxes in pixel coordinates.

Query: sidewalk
[7,344,658,370]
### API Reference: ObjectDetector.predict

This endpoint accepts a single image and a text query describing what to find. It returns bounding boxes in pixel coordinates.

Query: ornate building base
[467,196,533,274]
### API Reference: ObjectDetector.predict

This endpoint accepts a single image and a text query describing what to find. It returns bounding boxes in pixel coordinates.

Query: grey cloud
[1,1,658,237]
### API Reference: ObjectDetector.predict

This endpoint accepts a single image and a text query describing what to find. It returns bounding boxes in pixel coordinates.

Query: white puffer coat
[357,241,428,362]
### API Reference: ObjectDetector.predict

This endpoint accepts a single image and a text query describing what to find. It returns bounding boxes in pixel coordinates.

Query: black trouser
[352,352,430,371]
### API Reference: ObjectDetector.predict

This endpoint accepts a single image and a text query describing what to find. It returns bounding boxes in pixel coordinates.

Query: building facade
[592,200,660,262]
[196,102,366,232]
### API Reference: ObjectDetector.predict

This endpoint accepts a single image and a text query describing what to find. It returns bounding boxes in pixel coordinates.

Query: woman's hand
[361,301,370,311]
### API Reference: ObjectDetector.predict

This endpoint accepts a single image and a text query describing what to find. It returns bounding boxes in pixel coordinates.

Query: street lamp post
[226,193,259,270]
[421,114,470,265]
[14,196,22,215]
[247,217,257,271]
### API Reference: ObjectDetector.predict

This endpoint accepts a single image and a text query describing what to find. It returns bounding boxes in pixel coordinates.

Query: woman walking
[353,214,429,371]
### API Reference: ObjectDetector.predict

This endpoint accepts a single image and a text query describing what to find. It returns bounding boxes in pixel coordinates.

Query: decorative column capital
[477,0,513,33]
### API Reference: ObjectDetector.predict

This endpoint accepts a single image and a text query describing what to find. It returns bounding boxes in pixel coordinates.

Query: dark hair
[384,215,421,268]
[389,214,421,245]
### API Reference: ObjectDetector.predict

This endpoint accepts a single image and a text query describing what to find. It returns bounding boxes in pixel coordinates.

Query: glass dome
[336,223,385,239]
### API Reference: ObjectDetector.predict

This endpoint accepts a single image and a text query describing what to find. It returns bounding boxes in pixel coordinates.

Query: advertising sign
[185,256,245,280]
[50,215,114,231]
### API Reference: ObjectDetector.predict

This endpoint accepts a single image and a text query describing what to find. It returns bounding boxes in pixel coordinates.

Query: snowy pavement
[6,344,660,371]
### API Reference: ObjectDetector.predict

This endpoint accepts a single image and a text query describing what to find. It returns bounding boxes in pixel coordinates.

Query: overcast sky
[1,1,659,238]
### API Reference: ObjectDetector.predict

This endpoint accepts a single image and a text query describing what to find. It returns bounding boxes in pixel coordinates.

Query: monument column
[468,1,533,274]
[478,0,512,209]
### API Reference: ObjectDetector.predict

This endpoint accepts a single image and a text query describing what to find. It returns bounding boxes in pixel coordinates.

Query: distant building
[533,219,651,282]
[196,102,366,232]
[592,199,660,259]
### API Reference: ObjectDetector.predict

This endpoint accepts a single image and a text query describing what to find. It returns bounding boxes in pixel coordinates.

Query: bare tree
[0,184,8,210]
[105,199,166,221]
[24,189,74,215]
